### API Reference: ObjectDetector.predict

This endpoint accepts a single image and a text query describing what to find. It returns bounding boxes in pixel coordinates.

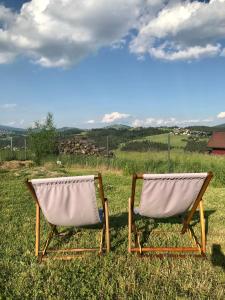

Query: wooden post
[199,200,206,254]
[128,198,132,253]
[168,133,171,172]
[106,136,109,157]
[105,199,110,253]
[97,174,105,210]
[10,136,13,152]
[24,137,27,160]
[181,172,213,234]
[35,203,40,257]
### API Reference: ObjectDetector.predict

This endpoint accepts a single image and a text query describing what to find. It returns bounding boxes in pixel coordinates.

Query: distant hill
[1,122,225,137]
[0,125,26,134]
[58,127,84,138]
[104,124,131,130]
[185,125,212,132]
[0,125,84,134]
[213,123,225,128]
[57,127,83,132]
[186,124,225,133]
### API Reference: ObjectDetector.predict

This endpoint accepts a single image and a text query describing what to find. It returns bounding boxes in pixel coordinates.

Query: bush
[28,113,58,164]
[121,140,171,152]
[184,139,208,153]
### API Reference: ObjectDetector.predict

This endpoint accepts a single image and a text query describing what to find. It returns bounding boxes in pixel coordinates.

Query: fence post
[10,137,13,152]
[24,137,27,160]
[106,136,109,157]
[10,136,13,160]
[168,133,171,172]
[106,136,109,169]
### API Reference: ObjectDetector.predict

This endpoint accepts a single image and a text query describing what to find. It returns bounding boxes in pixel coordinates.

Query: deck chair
[128,172,213,256]
[26,173,110,261]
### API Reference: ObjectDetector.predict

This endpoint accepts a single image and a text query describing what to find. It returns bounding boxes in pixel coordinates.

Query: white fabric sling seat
[136,173,208,218]
[31,175,100,227]
[128,172,213,256]
[26,173,110,261]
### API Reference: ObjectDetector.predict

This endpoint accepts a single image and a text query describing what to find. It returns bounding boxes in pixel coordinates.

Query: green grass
[0,149,30,161]
[0,163,225,299]
[49,150,225,187]
[137,133,208,149]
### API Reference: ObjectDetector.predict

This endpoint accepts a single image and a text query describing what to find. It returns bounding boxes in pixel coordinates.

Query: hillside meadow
[0,154,225,299]
[54,150,225,187]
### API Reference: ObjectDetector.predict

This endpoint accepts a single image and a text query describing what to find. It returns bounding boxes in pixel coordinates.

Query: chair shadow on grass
[109,212,130,250]
[46,224,103,250]
[211,244,225,271]
[42,210,216,252]
[133,209,216,247]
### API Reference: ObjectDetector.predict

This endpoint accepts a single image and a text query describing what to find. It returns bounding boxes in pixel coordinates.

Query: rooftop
[207,132,225,149]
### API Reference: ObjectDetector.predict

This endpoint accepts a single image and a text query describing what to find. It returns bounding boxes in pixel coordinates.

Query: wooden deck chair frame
[128,172,213,256]
[26,173,110,261]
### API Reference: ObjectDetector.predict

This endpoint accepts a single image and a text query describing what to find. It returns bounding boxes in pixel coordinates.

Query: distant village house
[207,132,225,155]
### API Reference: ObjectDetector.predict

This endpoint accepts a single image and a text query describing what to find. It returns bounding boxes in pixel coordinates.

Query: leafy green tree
[184,139,208,153]
[28,113,58,164]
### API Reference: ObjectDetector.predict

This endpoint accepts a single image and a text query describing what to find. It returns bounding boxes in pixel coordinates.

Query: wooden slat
[199,200,206,254]
[39,248,102,253]
[35,202,40,257]
[97,173,105,209]
[104,199,110,253]
[181,172,213,234]
[137,253,205,259]
[130,247,200,252]
[128,197,132,253]
[41,255,84,261]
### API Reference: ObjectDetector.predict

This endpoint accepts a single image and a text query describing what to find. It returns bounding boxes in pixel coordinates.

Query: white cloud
[217,112,225,119]
[130,0,225,61]
[148,44,221,61]
[0,103,17,109]
[4,121,16,126]
[102,112,130,123]
[0,0,225,67]
[87,119,95,124]
[132,116,214,127]
[0,0,141,67]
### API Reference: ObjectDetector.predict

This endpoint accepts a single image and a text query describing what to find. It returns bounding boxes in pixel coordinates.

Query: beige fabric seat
[137,173,208,218]
[128,172,213,256]
[26,174,110,261]
[31,176,100,227]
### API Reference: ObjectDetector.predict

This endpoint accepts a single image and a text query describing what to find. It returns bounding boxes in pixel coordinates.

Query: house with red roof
[207,132,225,155]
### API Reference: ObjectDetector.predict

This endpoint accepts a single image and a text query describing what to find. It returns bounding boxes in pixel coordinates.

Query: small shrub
[121,140,171,152]
[28,113,58,165]
[184,140,208,153]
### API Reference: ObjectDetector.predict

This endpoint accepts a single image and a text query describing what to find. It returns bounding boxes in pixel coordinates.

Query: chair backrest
[139,173,208,218]
[30,175,100,226]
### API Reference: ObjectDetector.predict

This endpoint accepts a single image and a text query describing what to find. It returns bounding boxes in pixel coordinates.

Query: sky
[0,0,225,129]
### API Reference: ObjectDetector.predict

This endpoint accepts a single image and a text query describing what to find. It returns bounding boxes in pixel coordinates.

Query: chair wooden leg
[187,225,201,252]
[104,200,110,253]
[137,232,142,254]
[199,200,206,254]
[128,198,132,253]
[35,203,40,257]
[132,223,139,248]
[99,226,105,255]
[41,226,56,258]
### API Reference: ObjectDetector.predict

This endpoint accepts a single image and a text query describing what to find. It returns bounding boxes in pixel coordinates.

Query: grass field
[135,133,208,149]
[0,161,225,299]
[55,150,225,187]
